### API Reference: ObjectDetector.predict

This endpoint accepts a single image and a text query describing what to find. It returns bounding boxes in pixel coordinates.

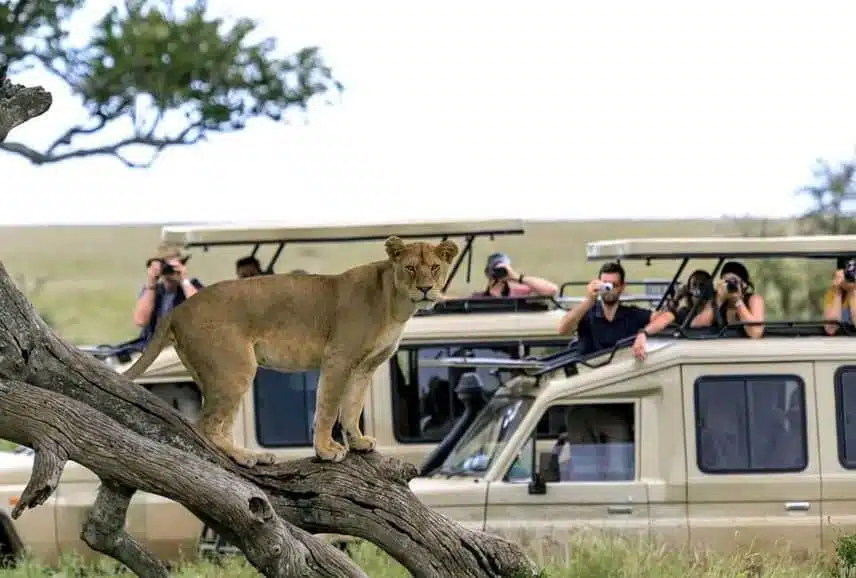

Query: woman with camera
[475,252,558,298]
[823,257,856,336]
[690,261,766,339]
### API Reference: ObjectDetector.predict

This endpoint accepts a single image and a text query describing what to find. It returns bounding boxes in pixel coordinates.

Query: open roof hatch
[161,218,525,291]
[424,233,856,384]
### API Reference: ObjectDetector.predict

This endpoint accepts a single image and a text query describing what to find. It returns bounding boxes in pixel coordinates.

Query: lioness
[123,236,459,467]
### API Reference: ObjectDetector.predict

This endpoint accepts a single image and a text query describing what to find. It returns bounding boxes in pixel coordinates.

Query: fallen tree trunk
[0,81,539,578]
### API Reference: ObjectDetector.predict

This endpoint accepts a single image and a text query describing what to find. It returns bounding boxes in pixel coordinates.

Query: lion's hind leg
[178,338,276,468]
[313,362,351,463]
[340,372,376,454]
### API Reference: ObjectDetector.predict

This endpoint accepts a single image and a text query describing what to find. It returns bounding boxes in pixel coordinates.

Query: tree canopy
[0,0,342,167]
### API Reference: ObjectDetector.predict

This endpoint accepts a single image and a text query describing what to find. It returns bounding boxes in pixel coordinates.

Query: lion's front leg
[313,364,350,463]
[340,372,376,453]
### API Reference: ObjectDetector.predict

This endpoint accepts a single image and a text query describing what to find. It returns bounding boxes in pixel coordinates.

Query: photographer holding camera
[475,252,558,298]
[665,269,715,327]
[691,261,765,338]
[132,243,205,346]
[558,261,677,361]
[823,257,856,335]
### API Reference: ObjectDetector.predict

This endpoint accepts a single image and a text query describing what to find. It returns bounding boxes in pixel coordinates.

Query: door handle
[785,501,810,512]
[607,505,633,515]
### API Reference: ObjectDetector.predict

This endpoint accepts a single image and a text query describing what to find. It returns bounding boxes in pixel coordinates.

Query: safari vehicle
[0,218,671,567]
[409,233,856,558]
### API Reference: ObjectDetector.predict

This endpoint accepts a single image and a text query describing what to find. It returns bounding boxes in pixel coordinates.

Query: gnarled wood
[0,77,52,142]
[0,81,539,578]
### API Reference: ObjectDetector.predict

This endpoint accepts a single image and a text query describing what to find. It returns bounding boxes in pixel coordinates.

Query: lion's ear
[435,240,459,264]
[385,236,406,261]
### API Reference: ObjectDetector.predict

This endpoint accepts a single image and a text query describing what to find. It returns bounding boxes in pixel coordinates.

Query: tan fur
[123,236,459,467]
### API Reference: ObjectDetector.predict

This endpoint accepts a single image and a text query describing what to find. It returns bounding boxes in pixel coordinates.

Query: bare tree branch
[0,121,204,167]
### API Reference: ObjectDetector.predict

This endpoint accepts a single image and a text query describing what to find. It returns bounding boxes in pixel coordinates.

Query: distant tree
[737,152,856,319]
[0,0,342,167]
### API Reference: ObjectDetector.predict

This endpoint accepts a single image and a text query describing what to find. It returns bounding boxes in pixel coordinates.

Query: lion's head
[385,236,459,310]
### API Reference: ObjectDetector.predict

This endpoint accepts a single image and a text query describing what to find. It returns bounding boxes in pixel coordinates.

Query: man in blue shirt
[557,261,675,361]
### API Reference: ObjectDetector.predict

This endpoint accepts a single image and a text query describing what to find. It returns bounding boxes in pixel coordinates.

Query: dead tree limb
[0,76,52,142]
[0,80,539,578]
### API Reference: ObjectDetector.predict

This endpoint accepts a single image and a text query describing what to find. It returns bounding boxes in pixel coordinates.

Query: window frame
[834,365,856,469]
[503,399,639,484]
[390,339,571,444]
[253,368,363,449]
[693,373,808,475]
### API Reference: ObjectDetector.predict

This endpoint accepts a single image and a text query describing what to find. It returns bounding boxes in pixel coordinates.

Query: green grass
[0,218,795,345]
[0,536,846,577]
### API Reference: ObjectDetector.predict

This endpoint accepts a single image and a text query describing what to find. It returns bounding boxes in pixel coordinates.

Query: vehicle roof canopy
[162,219,525,248]
[586,235,856,261]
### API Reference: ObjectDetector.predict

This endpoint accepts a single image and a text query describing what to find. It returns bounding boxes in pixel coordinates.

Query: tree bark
[0,82,538,578]
[0,76,52,143]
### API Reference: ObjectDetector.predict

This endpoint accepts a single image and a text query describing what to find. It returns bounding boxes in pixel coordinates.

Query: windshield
[437,396,533,477]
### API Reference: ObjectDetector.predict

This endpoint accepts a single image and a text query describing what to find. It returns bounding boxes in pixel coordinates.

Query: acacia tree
[0,0,342,167]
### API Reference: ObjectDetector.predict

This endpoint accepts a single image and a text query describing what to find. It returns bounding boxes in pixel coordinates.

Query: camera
[491,265,508,279]
[845,259,856,284]
[146,255,190,276]
[598,281,614,293]
[725,279,740,293]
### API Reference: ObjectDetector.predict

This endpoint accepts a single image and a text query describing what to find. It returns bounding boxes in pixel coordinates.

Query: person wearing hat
[690,260,765,338]
[473,252,558,299]
[132,243,205,346]
[823,256,856,335]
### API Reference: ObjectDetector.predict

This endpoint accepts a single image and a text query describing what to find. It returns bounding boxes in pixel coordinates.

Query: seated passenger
[235,255,265,278]
[823,257,856,335]
[557,261,676,361]
[473,252,558,298]
[691,261,765,338]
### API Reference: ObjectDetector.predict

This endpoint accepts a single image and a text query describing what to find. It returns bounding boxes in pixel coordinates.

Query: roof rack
[586,235,856,261]
[161,219,525,292]
[530,320,855,380]
[413,291,671,317]
[424,320,856,385]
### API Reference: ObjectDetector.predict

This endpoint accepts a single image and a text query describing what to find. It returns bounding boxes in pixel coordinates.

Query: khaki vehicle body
[3,218,638,565]
[409,234,856,557]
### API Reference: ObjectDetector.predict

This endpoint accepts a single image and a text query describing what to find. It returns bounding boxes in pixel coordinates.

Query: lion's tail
[123,310,175,380]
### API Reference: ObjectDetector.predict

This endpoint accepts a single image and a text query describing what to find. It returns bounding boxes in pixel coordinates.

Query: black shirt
[577,302,652,356]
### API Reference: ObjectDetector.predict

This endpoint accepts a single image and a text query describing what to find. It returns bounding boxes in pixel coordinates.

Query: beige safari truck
[0,218,594,567]
[409,233,856,559]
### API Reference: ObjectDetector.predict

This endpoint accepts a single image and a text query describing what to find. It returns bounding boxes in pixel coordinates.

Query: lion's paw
[315,440,348,463]
[256,451,278,465]
[347,434,376,453]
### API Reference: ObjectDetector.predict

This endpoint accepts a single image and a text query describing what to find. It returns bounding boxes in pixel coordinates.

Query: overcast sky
[3,2,856,226]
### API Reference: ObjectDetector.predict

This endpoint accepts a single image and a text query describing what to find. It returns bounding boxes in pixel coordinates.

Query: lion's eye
[405,266,416,274]
[431,264,441,274]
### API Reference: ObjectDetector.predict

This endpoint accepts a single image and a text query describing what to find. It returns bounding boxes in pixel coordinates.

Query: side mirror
[528,450,559,494]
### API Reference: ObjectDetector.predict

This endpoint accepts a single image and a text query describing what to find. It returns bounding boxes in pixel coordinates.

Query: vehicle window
[695,375,807,473]
[508,402,636,483]
[391,341,567,444]
[146,381,202,420]
[254,368,364,447]
[835,366,856,468]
